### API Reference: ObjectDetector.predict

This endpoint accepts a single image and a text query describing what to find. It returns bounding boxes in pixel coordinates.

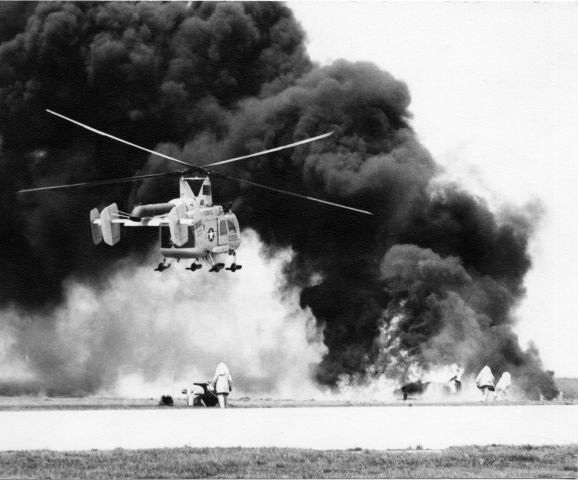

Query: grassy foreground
[0,445,576,479]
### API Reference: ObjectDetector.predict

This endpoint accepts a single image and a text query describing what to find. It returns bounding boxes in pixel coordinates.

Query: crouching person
[212,362,233,408]
[183,384,206,407]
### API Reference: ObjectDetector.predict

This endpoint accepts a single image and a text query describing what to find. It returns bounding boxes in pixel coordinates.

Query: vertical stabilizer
[168,203,188,246]
[90,208,102,245]
[100,203,121,246]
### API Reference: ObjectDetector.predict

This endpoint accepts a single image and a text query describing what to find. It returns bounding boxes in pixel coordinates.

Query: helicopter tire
[209,263,225,273]
[226,263,242,272]
[154,262,170,272]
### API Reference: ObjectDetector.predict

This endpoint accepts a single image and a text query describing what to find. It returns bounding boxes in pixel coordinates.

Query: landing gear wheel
[154,261,171,272]
[225,263,242,272]
[186,263,202,272]
[209,263,225,273]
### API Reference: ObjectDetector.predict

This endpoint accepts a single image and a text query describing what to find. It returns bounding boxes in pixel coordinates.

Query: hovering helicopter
[19,110,372,272]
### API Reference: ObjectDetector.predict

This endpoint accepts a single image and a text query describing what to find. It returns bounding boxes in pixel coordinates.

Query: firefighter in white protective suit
[495,372,512,401]
[475,365,495,403]
[211,362,233,408]
[184,384,206,407]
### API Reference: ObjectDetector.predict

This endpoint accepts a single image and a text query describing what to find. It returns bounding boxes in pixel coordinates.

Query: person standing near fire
[476,365,495,402]
[495,371,512,401]
[211,362,233,408]
[449,364,464,394]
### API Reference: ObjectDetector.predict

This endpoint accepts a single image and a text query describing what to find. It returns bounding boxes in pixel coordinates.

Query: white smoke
[2,227,526,403]
[0,321,31,380]
[1,229,327,398]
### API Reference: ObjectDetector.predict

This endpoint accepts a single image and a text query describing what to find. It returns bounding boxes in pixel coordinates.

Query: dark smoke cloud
[0,3,36,44]
[373,244,557,399]
[218,69,554,398]
[0,2,557,399]
[0,1,310,308]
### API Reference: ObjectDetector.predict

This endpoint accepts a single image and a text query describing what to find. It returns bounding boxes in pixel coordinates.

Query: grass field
[0,444,575,478]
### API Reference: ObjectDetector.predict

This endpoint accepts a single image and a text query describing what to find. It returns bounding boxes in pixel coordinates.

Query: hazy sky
[289,1,578,377]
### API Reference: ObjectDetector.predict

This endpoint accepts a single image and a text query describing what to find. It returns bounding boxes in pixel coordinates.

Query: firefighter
[211,362,233,408]
[184,384,206,407]
[475,365,495,403]
[495,372,512,401]
[448,364,464,394]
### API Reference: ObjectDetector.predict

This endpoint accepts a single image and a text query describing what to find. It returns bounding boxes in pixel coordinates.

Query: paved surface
[2,405,576,451]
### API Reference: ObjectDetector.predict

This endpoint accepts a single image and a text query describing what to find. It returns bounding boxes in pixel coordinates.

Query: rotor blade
[46,110,192,168]
[209,171,373,215]
[18,171,182,194]
[204,131,334,167]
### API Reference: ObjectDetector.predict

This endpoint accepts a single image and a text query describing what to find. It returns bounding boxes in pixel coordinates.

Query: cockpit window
[227,218,237,233]
[202,184,211,196]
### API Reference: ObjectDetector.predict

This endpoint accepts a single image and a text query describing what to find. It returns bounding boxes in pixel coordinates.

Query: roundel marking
[207,228,215,242]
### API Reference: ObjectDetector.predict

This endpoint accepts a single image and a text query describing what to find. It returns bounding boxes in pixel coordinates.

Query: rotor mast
[180,175,213,207]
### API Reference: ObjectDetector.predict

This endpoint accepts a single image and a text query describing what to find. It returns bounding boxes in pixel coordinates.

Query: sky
[289,1,578,377]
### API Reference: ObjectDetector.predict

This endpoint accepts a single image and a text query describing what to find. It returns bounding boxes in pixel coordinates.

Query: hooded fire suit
[476,365,495,402]
[212,362,232,408]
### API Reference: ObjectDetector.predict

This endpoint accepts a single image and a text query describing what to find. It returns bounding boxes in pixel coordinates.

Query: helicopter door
[218,219,228,245]
[226,218,238,242]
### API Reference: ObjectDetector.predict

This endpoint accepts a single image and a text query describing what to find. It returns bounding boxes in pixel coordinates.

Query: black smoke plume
[0,2,557,399]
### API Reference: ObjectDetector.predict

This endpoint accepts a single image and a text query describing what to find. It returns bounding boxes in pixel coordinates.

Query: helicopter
[19,110,373,272]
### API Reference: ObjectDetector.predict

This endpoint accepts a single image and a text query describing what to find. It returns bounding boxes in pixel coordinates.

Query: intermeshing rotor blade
[209,171,373,215]
[47,110,333,170]
[41,111,367,213]
[46,110,192,168]
[204,131,334,167]
[18,171,182,193]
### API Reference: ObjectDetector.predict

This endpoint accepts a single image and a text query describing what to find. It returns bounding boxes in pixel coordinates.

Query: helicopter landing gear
[206,252,225,272]
[154,260,171,272]
[186,262,202,272]
[225,263,242,272]
[224,250,242,272]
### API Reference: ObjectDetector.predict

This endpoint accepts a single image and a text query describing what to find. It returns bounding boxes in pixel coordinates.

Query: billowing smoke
[1,230,326,397]
[0,2,557,399]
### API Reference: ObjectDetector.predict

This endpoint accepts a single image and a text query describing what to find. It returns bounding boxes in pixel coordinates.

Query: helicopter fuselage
[91,176,242,271]
[157,201,241,261]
